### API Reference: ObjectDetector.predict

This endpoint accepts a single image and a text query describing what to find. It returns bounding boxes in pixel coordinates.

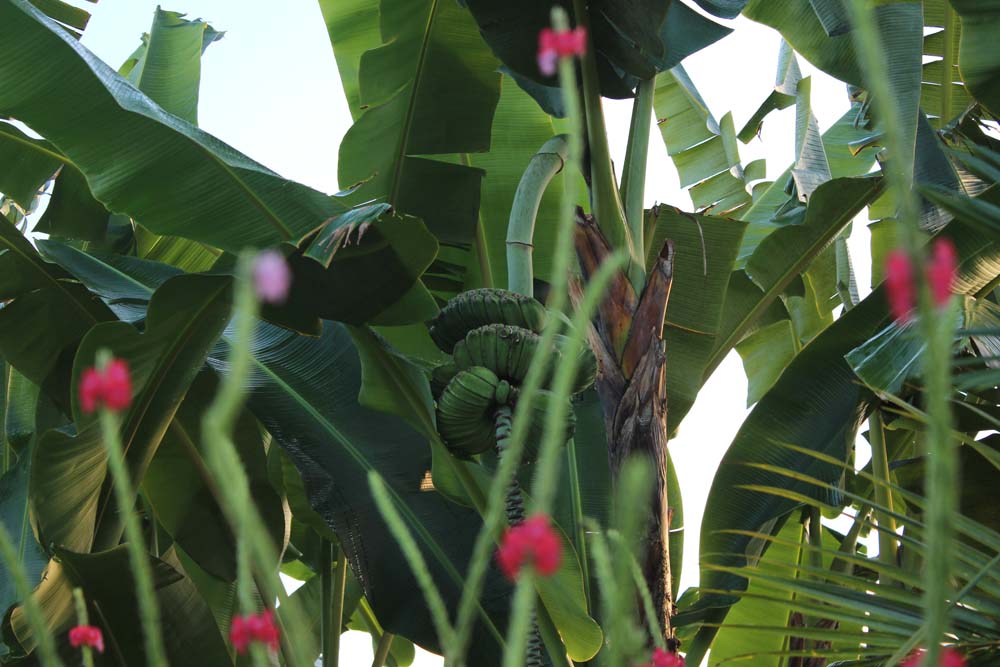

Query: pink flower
[927,238,957,307]
[496,514,562,581]
[79,358,132,414]
[886,249,916,323]
[900,647,967,667]
[635,647,684,667]
[537,27,587,75]
[252,250,292,305]
[230,610,280,654]
[68,625,104,653]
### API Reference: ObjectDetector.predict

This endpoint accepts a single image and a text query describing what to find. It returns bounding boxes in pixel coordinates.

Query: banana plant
[2,1,1000,666]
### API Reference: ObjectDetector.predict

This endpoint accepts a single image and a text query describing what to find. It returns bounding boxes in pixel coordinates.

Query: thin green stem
[0,521,60,666]
[368,472,455,653]
[940,4,955,126]
[621,77,654,257]
[321,540,334,667]
[98,405,167,667]
[502,570,538,667]
[72,589,95,667]
[570,0,643,289]
[506,135,569,297]
[200,257,313,667]
[372,632,394,667]
[868,410,899,570]
[566,439,591,606]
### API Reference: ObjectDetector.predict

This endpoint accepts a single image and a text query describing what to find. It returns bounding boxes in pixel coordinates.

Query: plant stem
[98,405,167,667]
[570,0,643,289]
[368,472,455,654]
[868,409,899,571]
[621,77,654,257]
[329,544,349,667]
[321,540,334,667]
[506,135,570,297]
[0,522,60,666]
[72,589,94,667]
[566,439,591,605]
[502,570,538,667]
[372,632,394,667]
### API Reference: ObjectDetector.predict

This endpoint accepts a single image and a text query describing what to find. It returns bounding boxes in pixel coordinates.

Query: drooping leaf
[0,122,61,209]
[735,319,797,407]
[949,0,1000,116]
[653,67,753,216]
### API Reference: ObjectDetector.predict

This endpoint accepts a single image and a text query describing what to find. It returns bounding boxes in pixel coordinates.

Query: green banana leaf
[26,0,96,35]
[653,66,753,216]
[317,0,382,120]
[56,545,232,666]
[121,7,225,272]
[708,177,881,380]
[923,0,972,127]
[949,0,1000,116]
[0,447,47,638]
[0,123,61,209]
[0,219,110,386]
[644,206,748,433]
[336,0,501,246]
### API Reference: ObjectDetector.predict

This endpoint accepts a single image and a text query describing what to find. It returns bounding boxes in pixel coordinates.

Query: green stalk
[368,472,455,653]
[0,522,60,666]
[570,0,643,289]
[868,410,899,571]
[95,365,166,667]
[506,135,570,297]
[321,540,333,667]
[501,569,538,667]
[620,77,654,256]
[200,257,313,667]
[72,589,94,667]
[940,4,955,126]
[372,632,394,667]
[847,3,958,663]
[566,439,591,605]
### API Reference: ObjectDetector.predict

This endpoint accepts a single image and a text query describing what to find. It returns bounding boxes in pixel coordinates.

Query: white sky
[65,1,875,665]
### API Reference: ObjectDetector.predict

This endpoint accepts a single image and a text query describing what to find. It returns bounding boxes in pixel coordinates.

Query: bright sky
[66,1,872,665]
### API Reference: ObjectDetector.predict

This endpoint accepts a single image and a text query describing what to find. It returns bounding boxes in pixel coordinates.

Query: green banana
[428,288,547,353]
[436,366,575,461]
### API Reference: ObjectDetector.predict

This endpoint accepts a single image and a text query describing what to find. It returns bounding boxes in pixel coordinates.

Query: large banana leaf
[923,0,972,127]
[336,0,501,246]
[681,215,1000,661]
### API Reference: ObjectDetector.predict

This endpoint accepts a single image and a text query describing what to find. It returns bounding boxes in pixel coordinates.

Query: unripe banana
[430,362,458,400]
[436,366,576,461]
[453,324,541,385]
[429,288,547,353]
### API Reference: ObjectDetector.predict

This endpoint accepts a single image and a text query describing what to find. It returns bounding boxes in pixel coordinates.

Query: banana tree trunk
[573,210,677,646]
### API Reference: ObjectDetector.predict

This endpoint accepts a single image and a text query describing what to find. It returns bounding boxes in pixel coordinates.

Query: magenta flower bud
[252,250,292,305]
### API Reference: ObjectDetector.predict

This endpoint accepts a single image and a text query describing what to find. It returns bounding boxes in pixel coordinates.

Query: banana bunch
[429,288,597,459]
